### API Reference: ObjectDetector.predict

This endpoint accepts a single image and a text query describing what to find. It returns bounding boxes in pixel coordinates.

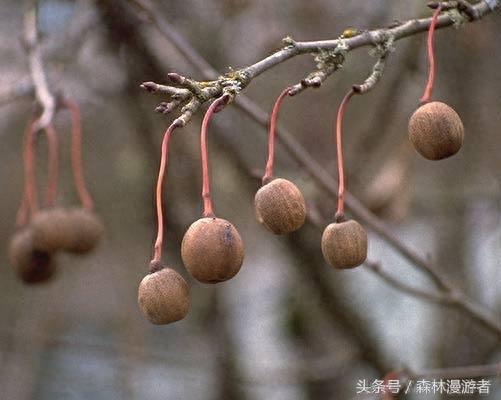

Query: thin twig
[363,261,451,305]
[23,1,56,131]
[129,0,216,79]
[228,0,493,81]
[429,1,480,20]
[1,8,97,110]
[134,0,495,115]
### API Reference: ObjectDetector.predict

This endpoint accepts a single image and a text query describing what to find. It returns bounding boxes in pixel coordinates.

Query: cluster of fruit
[138,6,464,326]
[256,4,464,275]
[137,97,245,325]
[9,100,103,284]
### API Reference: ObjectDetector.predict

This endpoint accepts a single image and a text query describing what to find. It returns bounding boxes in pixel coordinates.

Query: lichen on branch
[140,0,496,126]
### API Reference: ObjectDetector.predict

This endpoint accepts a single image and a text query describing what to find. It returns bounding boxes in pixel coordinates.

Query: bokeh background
[1,1,500,399]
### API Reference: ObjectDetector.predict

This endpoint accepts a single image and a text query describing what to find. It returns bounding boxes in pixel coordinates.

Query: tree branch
[363,260,452,305]
[0,7,97,110]
[23,1,56,130]
[135,0,497,125]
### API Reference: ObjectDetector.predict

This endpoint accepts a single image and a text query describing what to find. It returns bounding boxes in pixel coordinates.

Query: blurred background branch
[23,0,56,130]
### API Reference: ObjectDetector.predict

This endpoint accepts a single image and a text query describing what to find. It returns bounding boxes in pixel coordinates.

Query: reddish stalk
[334,89,355,222]
[16,119,38,227]
[420,4,442,104]
[200,95,228,218]
[16,120,59,226]
[262,87,291,185]
[16,193,29,228]
[152,122,179,263]
[64,99,94,210]
[44,124,58,207]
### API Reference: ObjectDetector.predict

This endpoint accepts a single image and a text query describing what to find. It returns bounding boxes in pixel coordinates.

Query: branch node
[428,1,481,20]
[282,35,297,47]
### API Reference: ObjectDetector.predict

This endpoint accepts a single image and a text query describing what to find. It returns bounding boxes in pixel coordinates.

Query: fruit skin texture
[9,228,57,284]
[408,101,464,160]
[255,178,306,235]
[181,217,244,283]
[31,207,104,254]
[321,220,367,269]
[63,208,104,254]
[31,208,73,253]
[138,266,189,325]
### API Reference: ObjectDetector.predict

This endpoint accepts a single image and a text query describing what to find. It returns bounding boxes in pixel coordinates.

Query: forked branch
[137,0,498,127]
[23,1,56,130]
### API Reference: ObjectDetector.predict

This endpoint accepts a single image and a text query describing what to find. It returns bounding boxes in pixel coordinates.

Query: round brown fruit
[408,101,464,160]
[63,208,104,254]
[181,217,244,283]
[138,265,189,325]
[255,178,306,234]
[31,208,72,253]
[9,228,57,284]
[321,219,367,269]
